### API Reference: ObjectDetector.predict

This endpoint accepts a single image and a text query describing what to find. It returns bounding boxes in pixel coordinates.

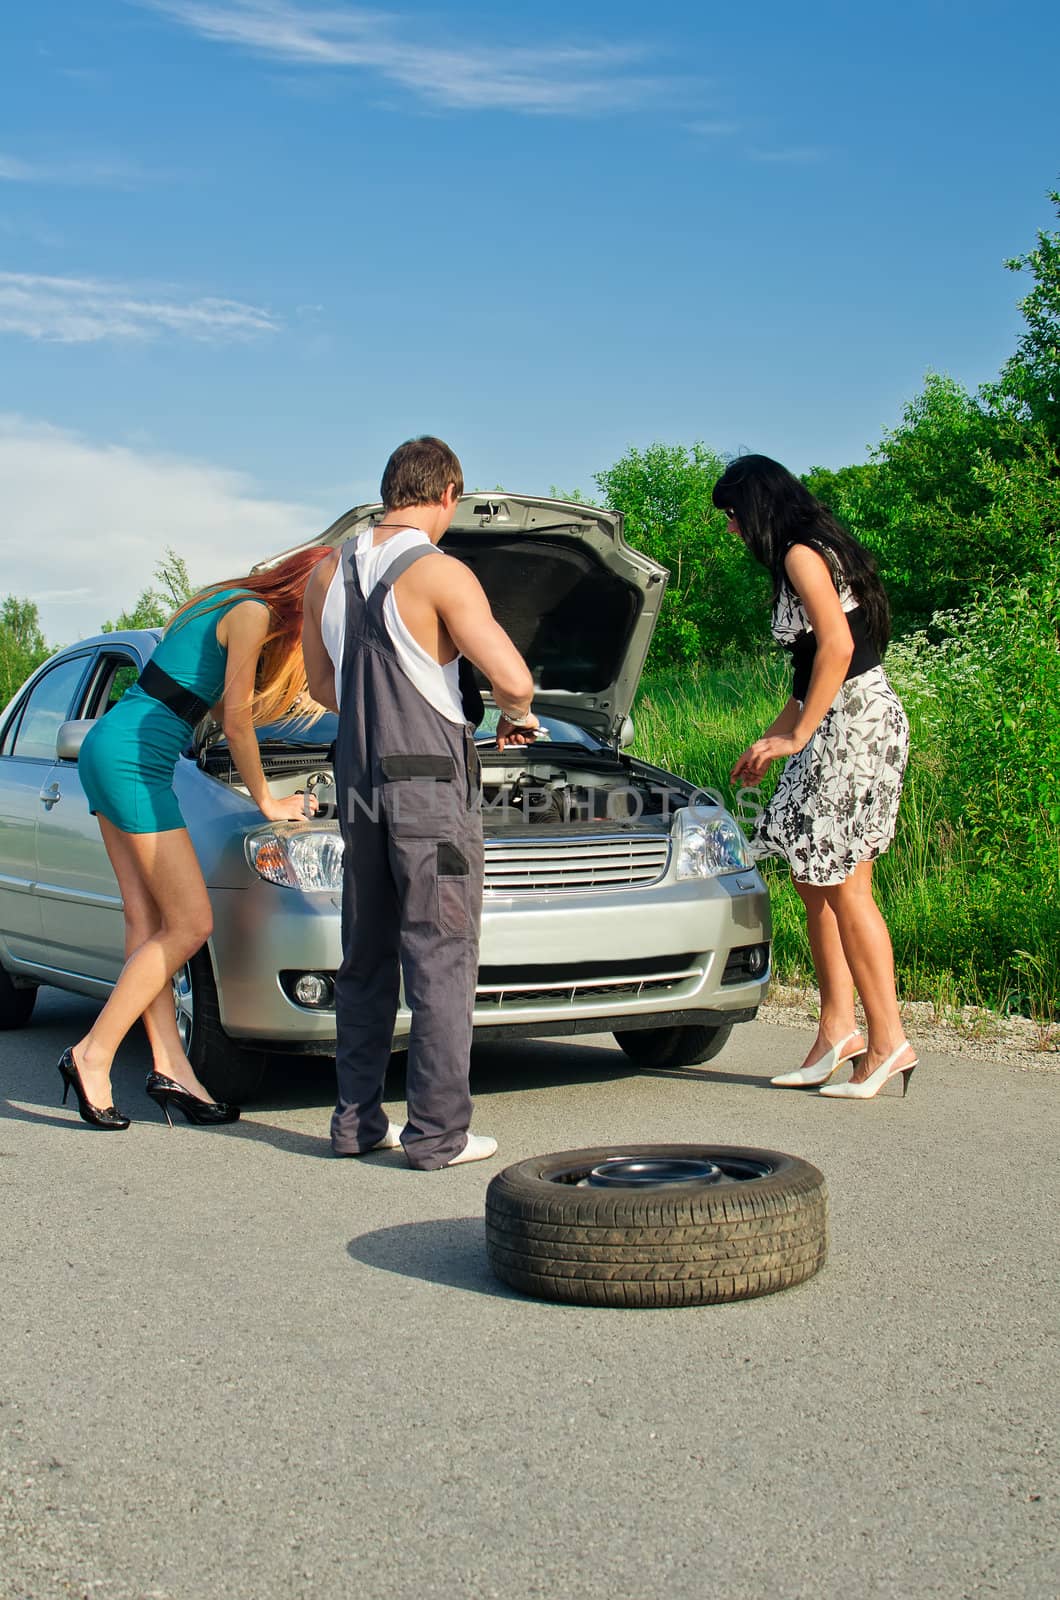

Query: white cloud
[0,417,325,642]
[0,151,140,186]
[0,155,38,181]
[143,0,682,114]
[0,272,280,343]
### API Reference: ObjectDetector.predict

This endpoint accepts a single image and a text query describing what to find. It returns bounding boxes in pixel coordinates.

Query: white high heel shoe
[818,1041,918,1100]
[770,1031,866,1089]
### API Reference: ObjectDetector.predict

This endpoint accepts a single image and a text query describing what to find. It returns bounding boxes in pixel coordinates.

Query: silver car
[0,494,770,1100]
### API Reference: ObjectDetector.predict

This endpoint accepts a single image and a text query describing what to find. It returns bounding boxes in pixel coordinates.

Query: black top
[786,605,881,702]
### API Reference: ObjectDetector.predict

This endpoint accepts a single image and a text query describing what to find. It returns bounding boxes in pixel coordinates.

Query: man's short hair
[381,436,464,511]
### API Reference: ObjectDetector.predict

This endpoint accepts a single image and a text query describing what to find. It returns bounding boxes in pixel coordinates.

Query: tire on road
[485,1143,827,1308]
[0,967,37,1030]
[613,1023,733,1069]
[174,949,266,1104]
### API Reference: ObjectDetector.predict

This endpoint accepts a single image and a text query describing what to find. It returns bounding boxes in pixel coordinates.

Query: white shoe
[771,1031,866,1088]
[370,1121,404,1151]
[445,1133,498,1166]
[819,1042,918,1100]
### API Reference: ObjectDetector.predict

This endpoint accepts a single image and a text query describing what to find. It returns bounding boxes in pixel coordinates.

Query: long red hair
[167,544,334,725]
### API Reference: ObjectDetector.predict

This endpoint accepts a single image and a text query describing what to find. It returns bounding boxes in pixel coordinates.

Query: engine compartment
[478,757,683,831]
[201,745,687,832]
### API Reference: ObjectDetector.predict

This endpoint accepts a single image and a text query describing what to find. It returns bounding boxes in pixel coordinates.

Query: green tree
[594,442,770,667]
[805,374,1058,631]
[987,187,1060,442]
[102,547,194,633]
[800,460,880,520]
[0,596,50,708]
[834,374,1001,626]
[547,485,600,505]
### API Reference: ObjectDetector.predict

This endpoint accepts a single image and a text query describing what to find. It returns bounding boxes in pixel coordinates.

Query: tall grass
[631,651,1060,1024]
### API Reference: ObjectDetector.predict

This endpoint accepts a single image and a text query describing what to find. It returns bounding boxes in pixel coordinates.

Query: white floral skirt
[747,667,910,886]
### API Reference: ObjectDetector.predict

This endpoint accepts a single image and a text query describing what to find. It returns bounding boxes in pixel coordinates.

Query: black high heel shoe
[145,1072,240,1127]
[57,1048,130,1130]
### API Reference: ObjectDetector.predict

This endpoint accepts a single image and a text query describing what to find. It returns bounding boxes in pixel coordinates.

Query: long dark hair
[711,454,890,653]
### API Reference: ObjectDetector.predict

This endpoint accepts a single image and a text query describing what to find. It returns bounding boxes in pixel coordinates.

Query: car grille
[483,832,670,894]
[475,953,705,1009]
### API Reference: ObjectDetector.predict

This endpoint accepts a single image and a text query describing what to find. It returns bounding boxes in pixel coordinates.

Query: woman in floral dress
[712,454,916,1100]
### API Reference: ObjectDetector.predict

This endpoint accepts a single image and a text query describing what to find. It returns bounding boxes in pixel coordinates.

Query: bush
[594,443,771,669]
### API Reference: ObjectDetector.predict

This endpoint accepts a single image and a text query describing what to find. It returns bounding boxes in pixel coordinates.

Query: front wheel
[0,967,37,1030]
[171,949,266,1103]
[613,1022,733,1069]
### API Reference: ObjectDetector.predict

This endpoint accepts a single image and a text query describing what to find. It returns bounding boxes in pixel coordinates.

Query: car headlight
[246,825,345,891]
[671,801,750,879]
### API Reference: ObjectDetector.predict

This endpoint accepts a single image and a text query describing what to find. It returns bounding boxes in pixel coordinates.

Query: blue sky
[1,0,1058,640]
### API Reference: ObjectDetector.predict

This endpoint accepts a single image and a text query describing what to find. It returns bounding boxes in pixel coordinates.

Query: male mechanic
[302,436,539,1169]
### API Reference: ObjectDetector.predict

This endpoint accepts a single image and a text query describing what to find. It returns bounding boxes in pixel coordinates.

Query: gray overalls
[330,539,484,1169]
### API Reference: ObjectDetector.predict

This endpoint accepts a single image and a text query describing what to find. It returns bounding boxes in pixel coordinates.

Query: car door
[0,651,94,967]
[35,648,147,981]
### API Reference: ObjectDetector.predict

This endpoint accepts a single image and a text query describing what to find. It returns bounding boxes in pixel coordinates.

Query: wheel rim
[585,1158,723,1188]
[549,1152,775,1189]
[171,963,194,1052]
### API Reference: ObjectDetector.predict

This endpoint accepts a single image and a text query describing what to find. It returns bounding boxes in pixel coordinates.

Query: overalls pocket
[381,754,457,838]
[436,841,472,935]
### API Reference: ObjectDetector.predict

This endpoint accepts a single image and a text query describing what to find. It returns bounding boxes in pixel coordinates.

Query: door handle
[39,781,62,809]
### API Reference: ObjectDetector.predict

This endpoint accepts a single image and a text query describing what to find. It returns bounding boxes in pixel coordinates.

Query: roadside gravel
[762,981,1059,1070]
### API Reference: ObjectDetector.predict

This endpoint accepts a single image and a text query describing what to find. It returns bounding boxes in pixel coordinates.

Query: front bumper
[206,869,771,1049]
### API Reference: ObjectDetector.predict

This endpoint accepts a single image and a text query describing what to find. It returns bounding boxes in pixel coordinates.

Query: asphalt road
[2,989,1057,1600]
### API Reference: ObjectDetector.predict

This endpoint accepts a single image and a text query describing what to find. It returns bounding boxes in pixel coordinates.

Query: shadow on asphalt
[346,1216,521,1300]
[640,1065,776,1090]
[217,1115,333,1157]
[0,1096,107,1132]
[249,1036,637,1112]
[473,1038,636,1093]
[2,989,769,1118]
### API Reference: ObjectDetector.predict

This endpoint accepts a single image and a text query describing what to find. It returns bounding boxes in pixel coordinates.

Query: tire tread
[485,1143,827,1307]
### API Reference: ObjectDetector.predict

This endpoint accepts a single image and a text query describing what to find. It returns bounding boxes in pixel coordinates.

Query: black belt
[787,606,880,702]
[138,659,211,726]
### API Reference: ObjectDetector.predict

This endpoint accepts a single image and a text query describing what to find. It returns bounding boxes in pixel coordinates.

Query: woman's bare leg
[96,820,215,1096]
[71,820,213,1110]
[793,879,865,1067]
[825,860,914,1080]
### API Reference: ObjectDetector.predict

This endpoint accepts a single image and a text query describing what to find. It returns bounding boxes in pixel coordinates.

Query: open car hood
[301,494,669,742]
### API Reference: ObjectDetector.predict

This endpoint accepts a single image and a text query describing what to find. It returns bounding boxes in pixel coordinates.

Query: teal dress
[79,589,269,834]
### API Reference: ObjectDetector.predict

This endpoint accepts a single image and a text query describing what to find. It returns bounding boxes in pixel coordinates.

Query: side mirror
[56,719,95,761]
[618,716,635,749]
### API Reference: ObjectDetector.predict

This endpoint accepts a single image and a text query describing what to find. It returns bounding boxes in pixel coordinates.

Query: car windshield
[242,709,606,753]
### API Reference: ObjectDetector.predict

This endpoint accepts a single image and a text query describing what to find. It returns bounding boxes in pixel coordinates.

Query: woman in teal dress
[61,546,332,1130]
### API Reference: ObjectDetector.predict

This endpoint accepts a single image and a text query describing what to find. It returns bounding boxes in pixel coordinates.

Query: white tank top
[320,527,466,724]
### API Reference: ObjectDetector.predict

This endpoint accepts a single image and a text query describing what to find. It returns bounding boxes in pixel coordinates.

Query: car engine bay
[200,743,687,832]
